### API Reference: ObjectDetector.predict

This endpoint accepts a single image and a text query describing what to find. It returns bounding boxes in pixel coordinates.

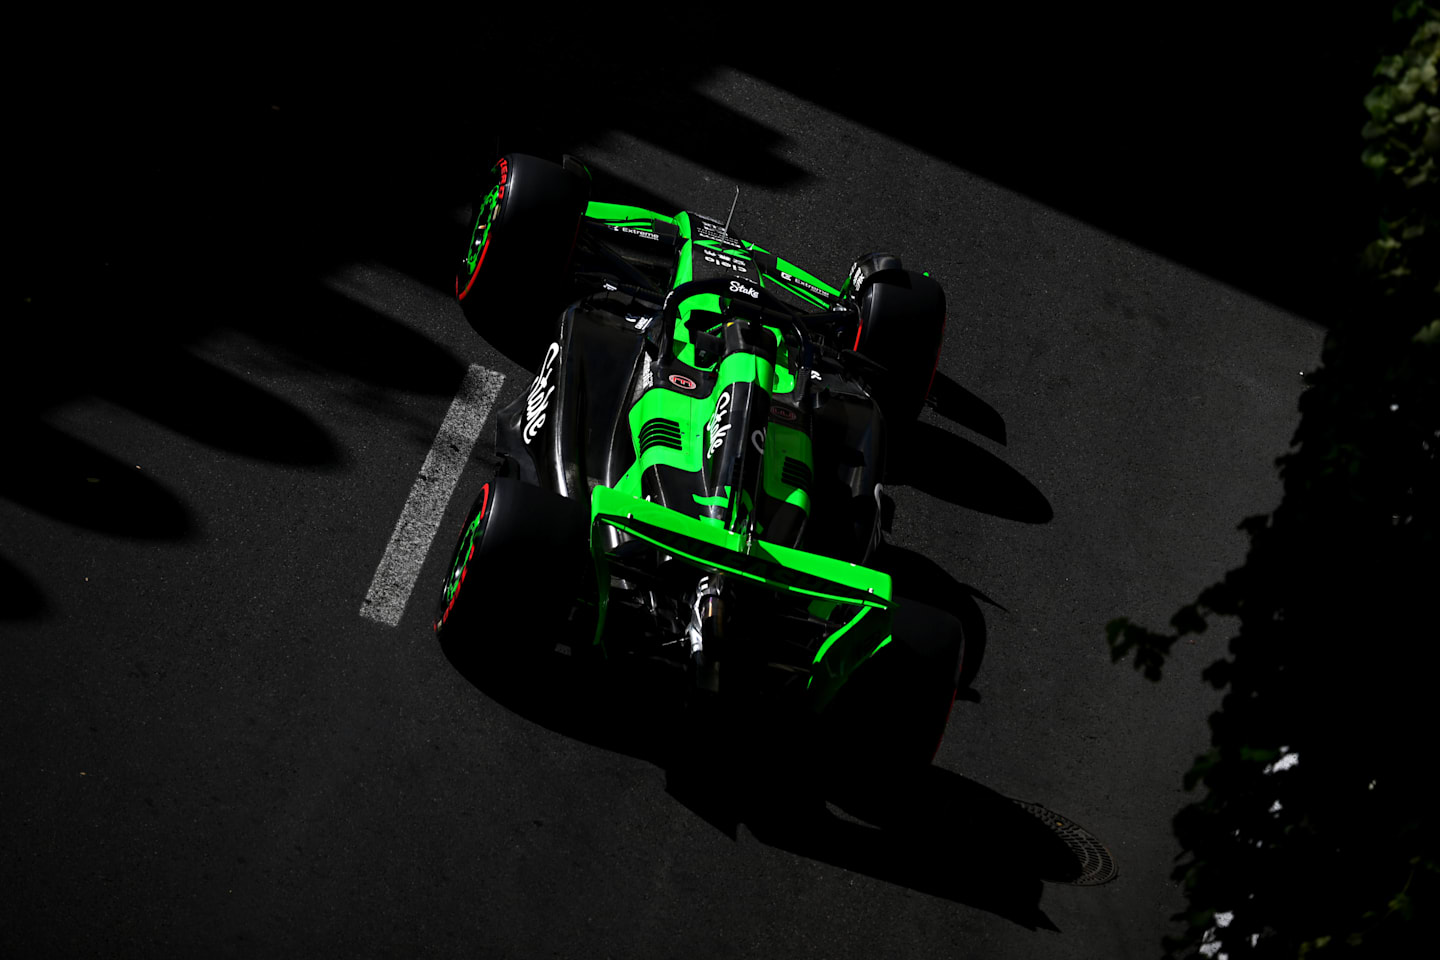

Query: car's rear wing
[589,486,894,707]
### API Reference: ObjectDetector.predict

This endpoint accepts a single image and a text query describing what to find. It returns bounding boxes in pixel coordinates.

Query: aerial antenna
[723,185,740,233]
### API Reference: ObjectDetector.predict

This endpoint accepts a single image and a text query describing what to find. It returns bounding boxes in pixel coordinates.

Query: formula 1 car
[434,154,963,771]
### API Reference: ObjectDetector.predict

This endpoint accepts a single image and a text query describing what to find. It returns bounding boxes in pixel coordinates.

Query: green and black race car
[435,154,962,772]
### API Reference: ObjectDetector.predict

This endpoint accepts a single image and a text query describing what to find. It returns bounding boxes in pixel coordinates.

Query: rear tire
[815,597,963,781]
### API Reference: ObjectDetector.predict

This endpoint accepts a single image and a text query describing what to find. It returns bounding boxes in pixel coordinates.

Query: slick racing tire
[456,153,590,347]
[816,597,963,779]
[848,254,947,426]
[433,474,592,672]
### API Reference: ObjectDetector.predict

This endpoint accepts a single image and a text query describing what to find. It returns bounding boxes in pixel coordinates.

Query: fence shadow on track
[727,11,1361,329]
[3,418,193,541]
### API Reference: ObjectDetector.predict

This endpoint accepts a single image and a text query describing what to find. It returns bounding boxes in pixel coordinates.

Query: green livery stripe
[585,201,678,226]
[762,273,829,309]
[715,350,774,395]
[695,239,752,260]
[675,211,696,287]
[811,605,871,665]
[624,386,699,476]
[773,257,842,297]
[762,423,812,513]
[590,486,892,606]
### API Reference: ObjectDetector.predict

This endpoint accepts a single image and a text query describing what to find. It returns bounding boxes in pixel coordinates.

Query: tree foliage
[1108,5,1439,956]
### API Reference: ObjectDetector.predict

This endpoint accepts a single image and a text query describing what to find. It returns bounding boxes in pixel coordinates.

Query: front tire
[456,154,589,357]
[848,256,947,426]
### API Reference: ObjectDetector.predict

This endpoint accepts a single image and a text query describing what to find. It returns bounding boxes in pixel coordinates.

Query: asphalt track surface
[6,19,1360,958]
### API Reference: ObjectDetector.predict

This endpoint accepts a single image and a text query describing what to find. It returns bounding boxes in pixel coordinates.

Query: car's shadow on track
[888,420,1053,525]
[442,615,1115,932]
[927,372,1008,447]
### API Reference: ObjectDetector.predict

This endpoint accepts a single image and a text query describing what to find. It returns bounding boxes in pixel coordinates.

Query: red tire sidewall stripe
[457,232,491,302]
[457,158,508,303]
[436,482,490,630]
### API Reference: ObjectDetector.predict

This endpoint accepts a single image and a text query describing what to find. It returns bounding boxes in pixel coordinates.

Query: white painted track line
[360,364,505,626]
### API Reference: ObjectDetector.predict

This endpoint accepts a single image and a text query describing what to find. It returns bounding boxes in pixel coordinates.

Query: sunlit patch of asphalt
[360,363,504,627]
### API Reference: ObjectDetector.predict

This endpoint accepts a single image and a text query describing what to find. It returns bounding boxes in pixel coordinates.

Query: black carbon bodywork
[495,288,889,569]
[496,293,650,496]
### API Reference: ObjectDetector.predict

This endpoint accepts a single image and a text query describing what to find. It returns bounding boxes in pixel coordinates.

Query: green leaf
[1365,86,1397,120]
[1374,54,1404,81]
[1403,156,1434,187]
[1240,746,1280,764]
[1395,101,1431,124]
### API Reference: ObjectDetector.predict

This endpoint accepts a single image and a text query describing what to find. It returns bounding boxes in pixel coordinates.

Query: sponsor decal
[624,313,652,331]
[702,251,748,273]
[618,225,661,241]
[640,362,653,391]
[668,374,697,391]
[848,262,866,295]
[779,270,829,299]
[695,219,738,246]
[751,429,765,454]
[728,280,760,299]
[523,342,560,445]
[810,369,823,381]
[770,405,796,422]
[706,389,732,458]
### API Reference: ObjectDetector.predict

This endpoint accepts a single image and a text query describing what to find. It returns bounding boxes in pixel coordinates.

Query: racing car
[434,154,963,773]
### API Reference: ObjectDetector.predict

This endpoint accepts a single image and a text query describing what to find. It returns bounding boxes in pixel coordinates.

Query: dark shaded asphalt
[5,18,1338,958]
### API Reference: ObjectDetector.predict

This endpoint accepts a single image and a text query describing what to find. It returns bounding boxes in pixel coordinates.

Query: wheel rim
[434,482,490,633]
[457,157,508,301]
